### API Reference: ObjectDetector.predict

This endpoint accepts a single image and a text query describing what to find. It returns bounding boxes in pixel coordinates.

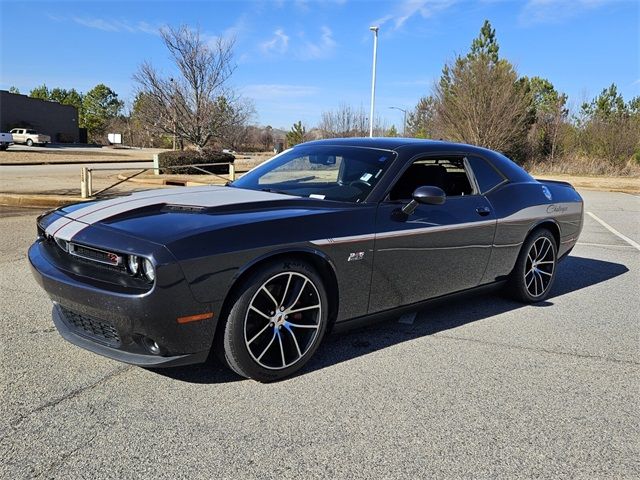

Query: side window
[388,156,475,201]
[467,156,506,194]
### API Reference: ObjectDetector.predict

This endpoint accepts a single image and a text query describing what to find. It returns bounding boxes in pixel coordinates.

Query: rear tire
[26,139,33,147]
[222,259,328,382]
[508,228,557,303]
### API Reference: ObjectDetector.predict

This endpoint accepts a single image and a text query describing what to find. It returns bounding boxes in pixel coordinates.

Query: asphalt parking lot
[1,190,638,479]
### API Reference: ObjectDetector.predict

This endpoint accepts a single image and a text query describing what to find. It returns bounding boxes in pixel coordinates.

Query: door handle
[476,206,491,216]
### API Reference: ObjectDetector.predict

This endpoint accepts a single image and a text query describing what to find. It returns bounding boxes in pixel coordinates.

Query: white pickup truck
[0,132,13,151]
[9,128,51,147]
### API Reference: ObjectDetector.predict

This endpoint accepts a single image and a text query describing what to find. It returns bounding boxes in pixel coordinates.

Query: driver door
[368,156,496,313]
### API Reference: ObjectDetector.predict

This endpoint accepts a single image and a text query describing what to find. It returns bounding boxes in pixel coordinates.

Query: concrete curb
[0,193,88,208]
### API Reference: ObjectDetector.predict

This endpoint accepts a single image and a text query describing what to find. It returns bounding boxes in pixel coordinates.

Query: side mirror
[309,155,336,165]
[401,186,446,215]
[413,186,446,205]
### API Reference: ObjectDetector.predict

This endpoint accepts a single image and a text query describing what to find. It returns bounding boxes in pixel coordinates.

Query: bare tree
[434,57,531,154]
[406,96,440,139]
[318,103,386,138]
[261,126,274,150]
[133,25,252,151]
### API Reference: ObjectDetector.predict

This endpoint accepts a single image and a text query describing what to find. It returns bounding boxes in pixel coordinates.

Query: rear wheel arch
[504,220,559,277]
[527,219,560,248]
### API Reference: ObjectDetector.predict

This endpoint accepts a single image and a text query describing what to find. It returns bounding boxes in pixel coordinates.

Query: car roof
[302,137,504,156]
[303,137,447,150]
[299,137,534,183]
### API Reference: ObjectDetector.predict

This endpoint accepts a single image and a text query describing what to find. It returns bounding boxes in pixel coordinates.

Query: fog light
[142,337,161,355]
[142,258,155,282]
[127,255,139,274]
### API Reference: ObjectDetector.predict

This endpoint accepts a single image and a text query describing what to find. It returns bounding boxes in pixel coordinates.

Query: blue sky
[1,0,638,129]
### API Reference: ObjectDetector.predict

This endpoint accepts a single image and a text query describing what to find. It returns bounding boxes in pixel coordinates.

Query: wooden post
[229,162,235,181]
[81,167,88,198]
[87,169,93,197]
[153,153,160,175]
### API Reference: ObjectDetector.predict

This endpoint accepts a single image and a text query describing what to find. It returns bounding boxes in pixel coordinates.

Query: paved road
[0,161,154,196]
[1,190,638,479]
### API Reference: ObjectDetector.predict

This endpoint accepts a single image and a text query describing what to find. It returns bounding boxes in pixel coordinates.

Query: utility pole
[369,26,379,138]
[389,106,408,137]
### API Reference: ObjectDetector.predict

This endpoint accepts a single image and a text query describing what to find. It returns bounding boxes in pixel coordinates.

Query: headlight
[127,255,139,274]
[142,258,155,282]
[54,237,69,252]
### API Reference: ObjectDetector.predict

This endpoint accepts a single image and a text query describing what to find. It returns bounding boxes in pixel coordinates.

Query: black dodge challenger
[29,138,584,381]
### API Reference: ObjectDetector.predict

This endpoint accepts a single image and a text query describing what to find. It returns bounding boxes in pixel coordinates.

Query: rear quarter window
[468,156,507,193]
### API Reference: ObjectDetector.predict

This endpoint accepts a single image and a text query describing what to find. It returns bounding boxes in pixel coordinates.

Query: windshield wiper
[276,175,316,184]
[260,188,297,196]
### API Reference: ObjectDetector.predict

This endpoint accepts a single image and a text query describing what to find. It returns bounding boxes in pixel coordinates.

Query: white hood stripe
[46,186,291,241]
[44,187,216,237]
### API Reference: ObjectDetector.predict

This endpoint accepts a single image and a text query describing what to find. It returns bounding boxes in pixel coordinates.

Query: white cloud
[242,84,320,100]
[299,26,337,60]
[372,0,457,30]
[519,0,612,25]
[390,78,433,87]
[259,26,336,60]
[260,29,290,54]
[67,16,160,34]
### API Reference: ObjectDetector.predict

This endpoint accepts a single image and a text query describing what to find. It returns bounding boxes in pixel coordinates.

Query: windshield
[231,145,396,202]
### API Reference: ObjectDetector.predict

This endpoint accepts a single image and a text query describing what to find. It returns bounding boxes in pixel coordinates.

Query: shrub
[157,149,235,175]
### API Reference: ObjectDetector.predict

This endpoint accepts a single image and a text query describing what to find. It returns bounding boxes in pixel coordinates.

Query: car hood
[47,186,341,244]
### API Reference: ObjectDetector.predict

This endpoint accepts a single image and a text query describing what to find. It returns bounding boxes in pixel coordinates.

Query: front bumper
[29,238,220,367]
[52,304,209,367]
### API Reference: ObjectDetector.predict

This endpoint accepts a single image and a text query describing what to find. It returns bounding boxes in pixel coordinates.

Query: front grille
[68,243,123,267]
[61,307,121,347]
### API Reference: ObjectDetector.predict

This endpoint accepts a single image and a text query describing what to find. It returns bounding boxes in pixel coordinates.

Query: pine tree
[83,84,124,141]
[469,19,499,63]
[286,121,306,146]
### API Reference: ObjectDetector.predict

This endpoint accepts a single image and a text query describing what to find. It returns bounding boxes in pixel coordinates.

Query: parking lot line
[586,211,640,251]
[576,242,635,249]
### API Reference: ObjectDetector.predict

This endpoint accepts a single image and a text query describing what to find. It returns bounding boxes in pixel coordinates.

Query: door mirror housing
[308,154,336,165]
[413,185,446,205]
[401,186,446,215]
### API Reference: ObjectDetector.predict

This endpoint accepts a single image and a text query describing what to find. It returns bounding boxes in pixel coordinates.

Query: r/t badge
[348,252,365,262]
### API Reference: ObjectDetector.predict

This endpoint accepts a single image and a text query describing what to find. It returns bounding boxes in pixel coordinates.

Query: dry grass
[0,147,160,164]
[532,173,640,194]
[526,155,640,193]
[525,155,640,178]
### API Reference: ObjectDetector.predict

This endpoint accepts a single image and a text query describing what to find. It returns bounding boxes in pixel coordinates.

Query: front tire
[508,229,557,303]
[222,260,328,382]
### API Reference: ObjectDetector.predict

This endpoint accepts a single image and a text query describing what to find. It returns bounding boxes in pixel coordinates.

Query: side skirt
[331,281,507,334]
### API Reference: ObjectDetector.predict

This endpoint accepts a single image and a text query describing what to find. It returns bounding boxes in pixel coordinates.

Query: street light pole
[389,106,408,137]
[368,26,379,138]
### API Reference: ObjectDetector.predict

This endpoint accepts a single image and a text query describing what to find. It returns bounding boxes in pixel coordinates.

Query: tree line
[286,20,639,175]
[400,20,639,175]
[13,21,638,175]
